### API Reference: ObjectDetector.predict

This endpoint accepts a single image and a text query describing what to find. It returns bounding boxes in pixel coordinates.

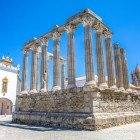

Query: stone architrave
[40,38,48,92]
[82,15,96,87]
[104,31,116,89]
[52,31,61,91]
[21,49,28,94]
[93,22,107,88]
[66,23,77,88]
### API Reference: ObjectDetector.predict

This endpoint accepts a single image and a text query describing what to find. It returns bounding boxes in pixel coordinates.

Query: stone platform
[12,87,140,130]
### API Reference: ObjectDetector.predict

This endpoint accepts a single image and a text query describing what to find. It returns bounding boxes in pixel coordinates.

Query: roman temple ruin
[12,9,140,130]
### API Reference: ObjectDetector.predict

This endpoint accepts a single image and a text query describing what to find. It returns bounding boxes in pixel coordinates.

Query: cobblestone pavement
[0,115,140,140]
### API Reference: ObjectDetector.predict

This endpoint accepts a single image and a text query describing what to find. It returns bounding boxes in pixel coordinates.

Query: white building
[0,56,20,115]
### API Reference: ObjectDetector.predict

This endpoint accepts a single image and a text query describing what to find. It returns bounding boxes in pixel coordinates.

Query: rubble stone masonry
[12,87,140,130]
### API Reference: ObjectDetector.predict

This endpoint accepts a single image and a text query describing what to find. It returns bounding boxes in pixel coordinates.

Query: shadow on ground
[0,119,82,132]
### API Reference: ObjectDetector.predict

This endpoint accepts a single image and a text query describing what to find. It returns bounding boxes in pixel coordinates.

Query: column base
[30,89,38,94]
[84,80,96,87]
[20,90,28,95]
[132,90,138,94]
[52,86,61,91]
[118,87,125,91]
[67,84,77,89]
[115,87,125,92]
[126,88,132,93]
[40,88,47,93]
[110,85,117,90]
[99,83,108,90]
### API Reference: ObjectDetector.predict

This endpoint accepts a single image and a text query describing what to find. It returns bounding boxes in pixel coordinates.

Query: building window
[2,77,8,94]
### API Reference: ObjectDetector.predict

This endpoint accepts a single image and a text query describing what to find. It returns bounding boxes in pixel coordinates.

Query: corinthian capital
[52,31,61,40]
[93,20,103,33]
[103,28,112,38]
[32,40,40,53]
[40,38,48,46]
[120,48,126,56]
[51,25,61,40]
[82,15,94,26]
[65,23,77,33]
[23,49,28,56]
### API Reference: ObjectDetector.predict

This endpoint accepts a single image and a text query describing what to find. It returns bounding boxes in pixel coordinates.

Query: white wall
[0,69,18,107]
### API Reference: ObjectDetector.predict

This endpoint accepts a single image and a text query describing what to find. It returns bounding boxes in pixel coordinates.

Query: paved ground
[0,116,140,140]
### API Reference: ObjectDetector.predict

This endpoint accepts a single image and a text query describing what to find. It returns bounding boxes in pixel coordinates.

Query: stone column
[120,48,130,90]
[21,49,28,94]
[61,62,65,89]
[30,42,39,93]
[40,39,48,92]
[95,27,107,88]
[52,31,61,91]
[66,24,77,88]
[114,44,124,90]
[104,32,116,89]
[36,52,39,91]
[83,19,96,87]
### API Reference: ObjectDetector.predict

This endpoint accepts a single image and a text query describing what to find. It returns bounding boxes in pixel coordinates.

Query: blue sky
[0,0,140,88]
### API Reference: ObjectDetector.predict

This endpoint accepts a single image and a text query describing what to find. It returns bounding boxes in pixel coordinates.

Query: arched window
[2,77,8,94]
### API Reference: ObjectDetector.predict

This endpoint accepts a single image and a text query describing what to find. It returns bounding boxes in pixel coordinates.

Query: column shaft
[30,47,38,93]
[36,53,39,91]
[21,52,28,93]
[53,38,61,90]
[114,44,124,89]
[84,24,96,86]
[120,48,129,89]
[41,42,48,92]
[67,30,76,88]
[96,31,107,87]
[105,37,115,87]
[61,63,65,89]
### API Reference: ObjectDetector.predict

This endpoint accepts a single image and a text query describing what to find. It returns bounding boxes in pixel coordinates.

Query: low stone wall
[12,87,140,130]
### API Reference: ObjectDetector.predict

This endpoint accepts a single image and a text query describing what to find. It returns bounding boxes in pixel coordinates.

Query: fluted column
[66,24,77,88]
[52,31,61,91]
[36,52,39,91]
[40,38,48,92]
[114,44,124,90]
[30,42,39,93]
[83,18,96,87]
[21,49,28,94]
[120,48,130,90]
[104,32,116,89]
[61,62,65,89]
[95,27,107,88]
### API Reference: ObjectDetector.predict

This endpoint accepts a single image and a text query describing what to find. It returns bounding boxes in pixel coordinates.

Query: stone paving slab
[0,115,140,140]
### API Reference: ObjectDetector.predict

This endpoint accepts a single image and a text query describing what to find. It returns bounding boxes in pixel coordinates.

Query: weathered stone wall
[92,89,140,130]
[15,88,94,114]
[13,87,140,130]
[92,90,140,113]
